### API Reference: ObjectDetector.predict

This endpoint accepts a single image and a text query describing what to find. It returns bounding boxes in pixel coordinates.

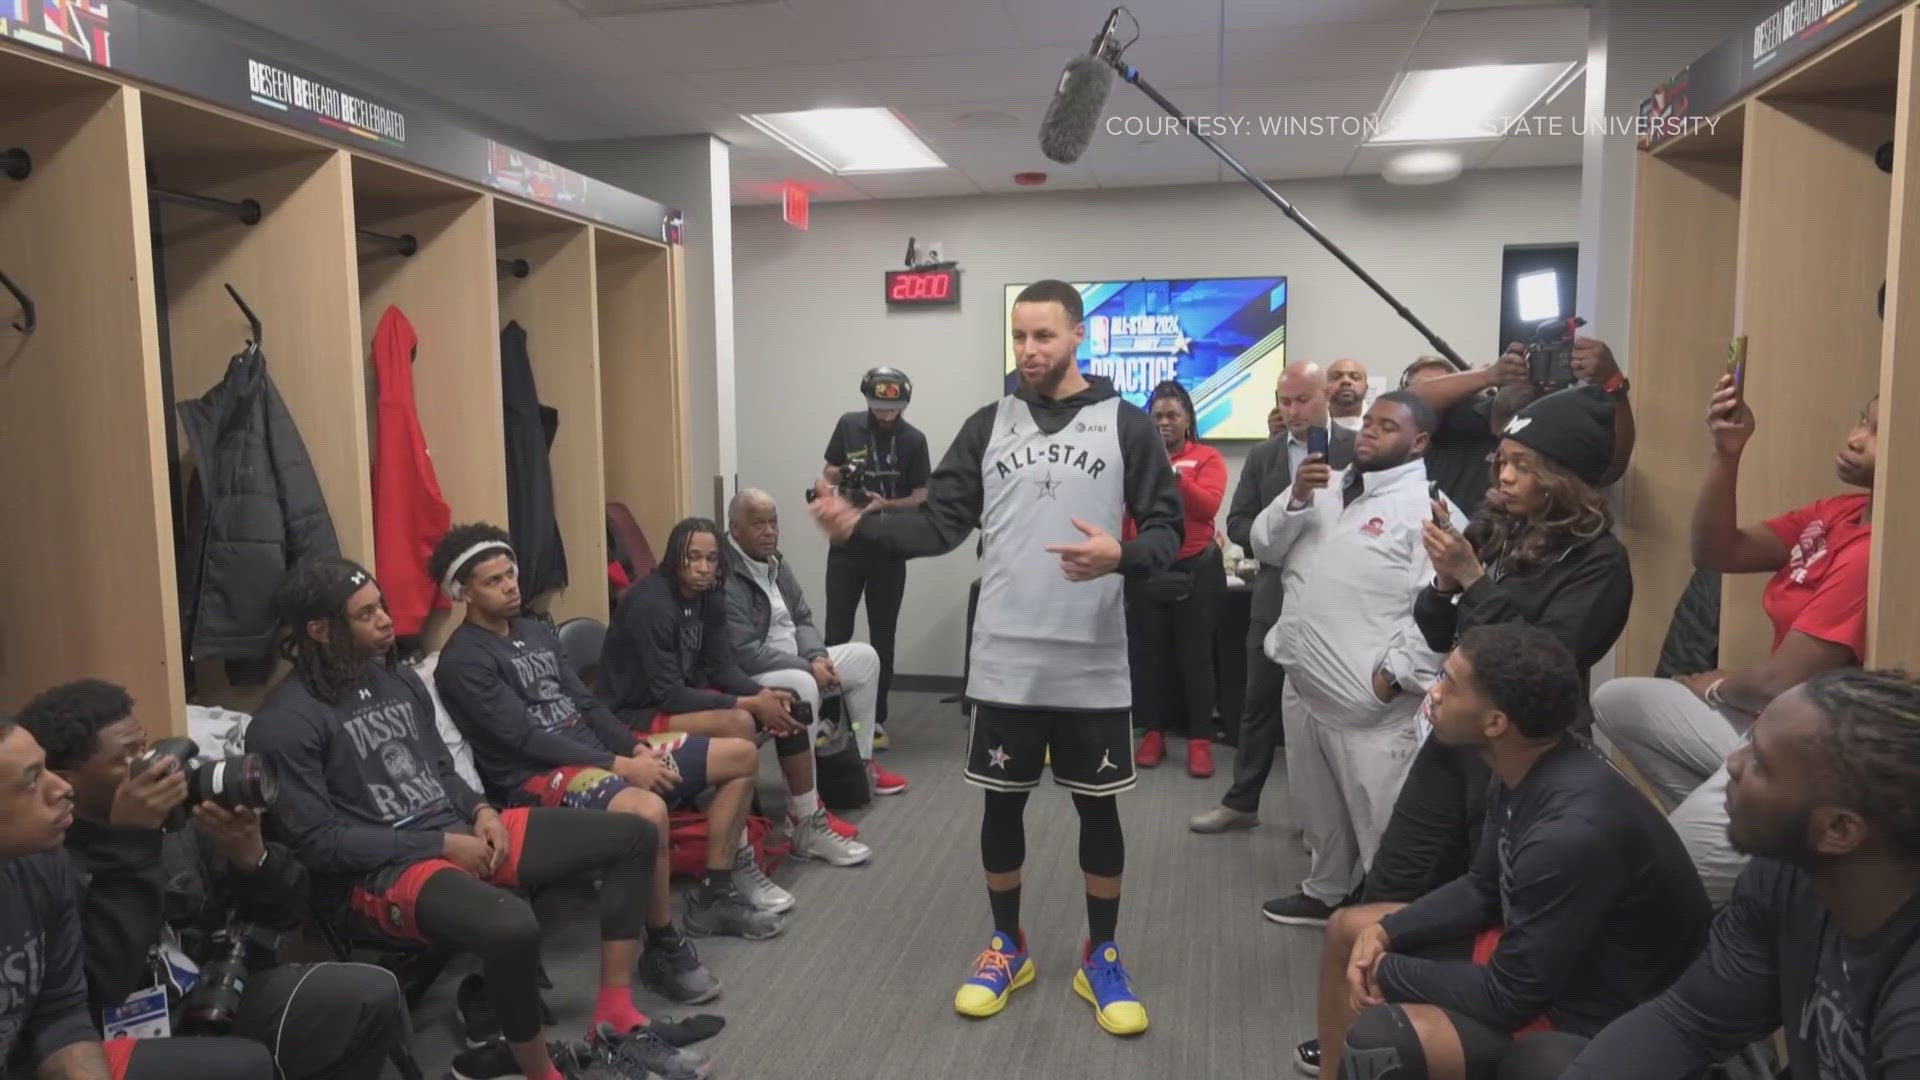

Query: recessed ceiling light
[740,107,946,175]
[1367,62,1580,144]
[954,110,1019,130]
[1382,148,1463,185]
[1515,269,1561,321]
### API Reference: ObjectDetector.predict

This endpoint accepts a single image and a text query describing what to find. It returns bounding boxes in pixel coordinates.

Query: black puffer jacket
[502,322,567,597]
[177,348,339,660]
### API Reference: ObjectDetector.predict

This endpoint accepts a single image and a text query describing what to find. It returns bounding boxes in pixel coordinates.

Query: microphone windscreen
[1039,54,1114,165]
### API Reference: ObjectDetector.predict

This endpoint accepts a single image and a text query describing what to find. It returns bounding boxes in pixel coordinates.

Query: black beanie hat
[1498,385,1616,485]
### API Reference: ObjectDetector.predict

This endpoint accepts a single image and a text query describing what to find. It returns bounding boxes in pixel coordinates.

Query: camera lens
[188,753,279,811]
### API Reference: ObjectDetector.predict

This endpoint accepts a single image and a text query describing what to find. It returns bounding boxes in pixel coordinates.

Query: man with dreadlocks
[244,558,710,1080]
[1538,668,1920,1080]
[430,521,779,988]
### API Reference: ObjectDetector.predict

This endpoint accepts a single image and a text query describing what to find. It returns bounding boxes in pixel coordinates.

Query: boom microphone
[1038,8,1121,165]
[1040,7,1468,369]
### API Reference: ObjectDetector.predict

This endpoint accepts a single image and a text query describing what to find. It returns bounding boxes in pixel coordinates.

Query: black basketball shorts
[964,704,1136,796]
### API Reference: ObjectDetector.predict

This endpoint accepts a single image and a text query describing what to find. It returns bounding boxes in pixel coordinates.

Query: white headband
[443,541,516,601]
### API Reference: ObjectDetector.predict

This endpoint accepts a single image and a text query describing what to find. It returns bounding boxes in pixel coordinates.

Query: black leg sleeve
[980,790,1029,874]
[1071,792,1124,877]
[235,963,412,1080]
[514,807,656,942]
[413,871,546,1044]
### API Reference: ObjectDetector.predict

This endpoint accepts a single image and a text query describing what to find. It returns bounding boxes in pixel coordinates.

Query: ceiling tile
[848,173,985,199]
[1475,132,1583,170]
[681,64,876,111]
[971,172,1101,194]
[1006,0,1226,47]
[368,0,578,30]
[585,4,848,72]
[781,0,1024,57]
[1227,0,1434,29]
[1092,163,1225,188]
[378,21,642,87]
[1225,20,1426,85]
[843,46,1086,108]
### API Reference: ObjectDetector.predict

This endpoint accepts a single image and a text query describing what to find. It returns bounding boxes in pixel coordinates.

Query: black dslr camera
[178,920,283,1036]
[131,737,279,832]
[1526,315,1586,392]
[804,457,875,509]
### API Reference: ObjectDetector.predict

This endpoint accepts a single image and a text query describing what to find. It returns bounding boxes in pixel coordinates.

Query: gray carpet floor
[404,692,1323,1079]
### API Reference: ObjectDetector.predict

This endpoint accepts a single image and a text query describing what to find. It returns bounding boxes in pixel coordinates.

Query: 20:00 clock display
[885,269,961,307]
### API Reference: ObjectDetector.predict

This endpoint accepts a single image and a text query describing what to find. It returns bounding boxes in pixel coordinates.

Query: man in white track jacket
[1249,389,1461,928]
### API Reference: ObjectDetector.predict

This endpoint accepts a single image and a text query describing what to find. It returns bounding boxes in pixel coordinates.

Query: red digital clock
[885,268,961,307]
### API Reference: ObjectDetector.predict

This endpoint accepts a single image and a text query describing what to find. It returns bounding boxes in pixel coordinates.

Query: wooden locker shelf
[597,229,691,560]
[353,156,505,651]
[0,51,177,722]
[495,198,607,625]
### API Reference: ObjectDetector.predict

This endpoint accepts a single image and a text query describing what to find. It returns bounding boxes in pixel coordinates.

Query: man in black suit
[1192,360,1355,833]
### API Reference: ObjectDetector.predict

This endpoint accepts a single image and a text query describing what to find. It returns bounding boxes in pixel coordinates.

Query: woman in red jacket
[1129,381,1229,777]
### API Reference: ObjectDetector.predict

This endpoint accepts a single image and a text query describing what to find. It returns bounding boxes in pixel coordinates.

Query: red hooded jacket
[370,305,451,636]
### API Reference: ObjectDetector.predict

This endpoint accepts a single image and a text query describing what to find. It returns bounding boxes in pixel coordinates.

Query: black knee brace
[1071,793,1124,877]
[773,730,811,757]
[1342,1005,1428,1080]
[980,790,1029,873]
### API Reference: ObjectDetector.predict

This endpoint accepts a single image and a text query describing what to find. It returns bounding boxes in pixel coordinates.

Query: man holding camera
[820,366,932,743]
[16,679,409,1080]
[1401,337,1634,517]
[0,718,273,1080]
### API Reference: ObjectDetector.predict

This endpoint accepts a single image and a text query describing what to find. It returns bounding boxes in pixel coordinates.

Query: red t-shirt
[1122,440,1227,560]
[1761,493,1872,659]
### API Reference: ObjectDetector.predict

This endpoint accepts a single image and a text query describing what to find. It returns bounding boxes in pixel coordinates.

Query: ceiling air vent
[562,0,781,14]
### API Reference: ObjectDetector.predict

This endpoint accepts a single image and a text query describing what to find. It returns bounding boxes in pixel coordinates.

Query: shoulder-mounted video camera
[1527,315,1586,392]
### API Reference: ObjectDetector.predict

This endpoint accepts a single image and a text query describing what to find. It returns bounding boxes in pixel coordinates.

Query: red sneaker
[1187,738,1215,779]
[1136,731,1164,768]
[826,811,860,839]
[870,760,909,795]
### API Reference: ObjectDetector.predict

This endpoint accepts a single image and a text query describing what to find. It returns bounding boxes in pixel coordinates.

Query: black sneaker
[684,884,784,940]
[590,1020,713,1080]
[640,933,722,1004]
[457,974,501,1049]
[451,1040,627,1080]
[1294,1037,1322,1076]
[1262,892,1338,926]
[648,1013,726,1047]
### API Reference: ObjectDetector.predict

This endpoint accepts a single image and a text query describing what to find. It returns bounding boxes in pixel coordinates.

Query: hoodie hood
[1013,372,1120,416]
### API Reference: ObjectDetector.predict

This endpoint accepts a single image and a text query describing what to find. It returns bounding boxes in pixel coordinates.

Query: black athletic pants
[234,962,412,1080]
[1221,617,1288,812]
[1361,737,1489,903]
[1129,546,1227,740]
[385,809,655,1044]
[825,544,906,725]
[110,1037,274,1080]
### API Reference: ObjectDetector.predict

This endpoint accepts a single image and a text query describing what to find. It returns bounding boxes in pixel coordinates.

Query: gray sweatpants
[1591,676,1750,905]
[1284,681,1425,905]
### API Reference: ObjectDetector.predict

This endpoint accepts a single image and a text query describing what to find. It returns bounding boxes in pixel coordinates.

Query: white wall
[558,136,736,519]
[734,167,1582,679]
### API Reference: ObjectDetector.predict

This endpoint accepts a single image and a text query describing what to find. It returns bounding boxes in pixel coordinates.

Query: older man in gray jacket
[723,489,909,797]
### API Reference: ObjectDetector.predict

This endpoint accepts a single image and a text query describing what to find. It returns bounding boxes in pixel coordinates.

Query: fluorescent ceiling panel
[1367,62,1580,144]
[741,107,947,174]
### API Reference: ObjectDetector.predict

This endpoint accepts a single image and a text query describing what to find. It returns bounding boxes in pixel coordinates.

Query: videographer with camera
[1399,327,1635,516]
[818,367,932,743]
[15,679,407,1080]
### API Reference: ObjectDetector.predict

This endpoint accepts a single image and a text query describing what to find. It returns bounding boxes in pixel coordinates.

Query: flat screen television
[1002,276,1288,441]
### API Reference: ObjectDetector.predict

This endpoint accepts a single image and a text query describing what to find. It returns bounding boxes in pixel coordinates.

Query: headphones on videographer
[861,367,912,415]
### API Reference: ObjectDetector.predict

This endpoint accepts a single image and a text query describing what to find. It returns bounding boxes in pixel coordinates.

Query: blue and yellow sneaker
[1073,940,1148,1036]
[953,932,1034,1018]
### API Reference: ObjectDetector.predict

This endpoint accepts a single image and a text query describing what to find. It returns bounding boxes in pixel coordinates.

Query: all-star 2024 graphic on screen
[1005,277,1288,441]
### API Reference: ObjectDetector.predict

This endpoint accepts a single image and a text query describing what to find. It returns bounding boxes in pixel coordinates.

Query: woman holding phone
[1297,385,1633,1078]
[1127,381,1229,777]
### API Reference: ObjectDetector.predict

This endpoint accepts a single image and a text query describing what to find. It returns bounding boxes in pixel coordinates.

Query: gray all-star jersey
[854,374,1185,712]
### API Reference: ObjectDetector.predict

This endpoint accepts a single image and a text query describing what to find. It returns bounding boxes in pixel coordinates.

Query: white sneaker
[732,843,796,913]
[789,807,871,866]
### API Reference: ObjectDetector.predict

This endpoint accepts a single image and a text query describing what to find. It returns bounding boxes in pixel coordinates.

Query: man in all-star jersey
[810,278,1183,1037]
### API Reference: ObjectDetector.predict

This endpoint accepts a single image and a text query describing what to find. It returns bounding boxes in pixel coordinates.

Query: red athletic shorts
[347,807,533,944]
[1471,928,1553,1035]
